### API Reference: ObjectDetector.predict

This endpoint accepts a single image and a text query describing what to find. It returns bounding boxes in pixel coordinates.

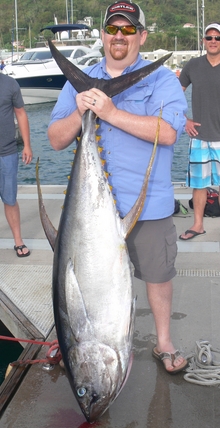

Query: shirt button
[108,128,112,131]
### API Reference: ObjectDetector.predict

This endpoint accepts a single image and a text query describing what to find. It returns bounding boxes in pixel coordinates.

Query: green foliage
[0,0,219,51]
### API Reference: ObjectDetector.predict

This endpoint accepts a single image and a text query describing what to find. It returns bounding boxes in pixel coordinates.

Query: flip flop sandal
[14,245,30,258]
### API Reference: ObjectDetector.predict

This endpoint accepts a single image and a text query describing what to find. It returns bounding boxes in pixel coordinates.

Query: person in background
[0,60,5,71]
[0,72,32,257]
[48,0,188,373]
[179,22,220,240]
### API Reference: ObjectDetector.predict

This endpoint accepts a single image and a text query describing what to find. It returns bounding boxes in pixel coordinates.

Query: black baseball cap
[103,1,145,28]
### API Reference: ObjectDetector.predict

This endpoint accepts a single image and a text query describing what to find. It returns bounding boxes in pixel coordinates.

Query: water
[172,86,192,182]
[0,85,192,384]
[173,133,189,182]
[0,322,22,385]
[17,87,192,185]
[18,102,74,185]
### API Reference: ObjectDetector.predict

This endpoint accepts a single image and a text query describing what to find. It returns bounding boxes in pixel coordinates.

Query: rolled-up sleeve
[49,81,78,125]
[145,68,187,142]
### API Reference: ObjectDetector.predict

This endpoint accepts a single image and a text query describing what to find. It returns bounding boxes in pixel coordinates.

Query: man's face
[101,16,147,63]
[204,29,220,55]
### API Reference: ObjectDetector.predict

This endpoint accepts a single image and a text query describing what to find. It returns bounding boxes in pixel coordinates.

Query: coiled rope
[184,340,220,385]
[0,335,62,367]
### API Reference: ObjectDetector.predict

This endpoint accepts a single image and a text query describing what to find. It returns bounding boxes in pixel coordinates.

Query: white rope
[184,340,220,385]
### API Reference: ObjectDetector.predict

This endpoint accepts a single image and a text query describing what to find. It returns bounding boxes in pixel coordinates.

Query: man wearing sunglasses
[179,22,220,241]
[48,1,188,374]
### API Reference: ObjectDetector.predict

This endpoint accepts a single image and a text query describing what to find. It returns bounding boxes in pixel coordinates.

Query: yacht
[3,24,103,104]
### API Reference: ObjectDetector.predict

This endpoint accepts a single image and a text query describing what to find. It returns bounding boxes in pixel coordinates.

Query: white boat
[3,25,103,105]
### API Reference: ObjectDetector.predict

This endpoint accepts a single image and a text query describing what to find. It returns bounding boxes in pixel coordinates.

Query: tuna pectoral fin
[36,158,57,251]
[122,110,162,238]
[65,259,93,341]
[48,38,172,98]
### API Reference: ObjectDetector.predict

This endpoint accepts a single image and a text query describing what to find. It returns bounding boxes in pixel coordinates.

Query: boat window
[31,51,53,60]
[19,52,35,60]
[60,49,76,58]
[78,57,100,66]
[73,49,88,59]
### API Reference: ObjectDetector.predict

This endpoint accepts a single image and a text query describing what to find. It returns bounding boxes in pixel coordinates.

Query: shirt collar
[100,53,143,77]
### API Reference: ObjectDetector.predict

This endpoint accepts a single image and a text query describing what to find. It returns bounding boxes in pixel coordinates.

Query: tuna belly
[65,239,134,348]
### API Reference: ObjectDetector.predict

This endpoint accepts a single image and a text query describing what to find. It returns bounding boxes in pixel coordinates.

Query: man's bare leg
[4,202,29,255]
[179,188,207,239]
[147,280,186,372]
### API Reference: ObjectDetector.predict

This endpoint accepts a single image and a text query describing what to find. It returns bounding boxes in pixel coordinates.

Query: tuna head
[67,341,127,423]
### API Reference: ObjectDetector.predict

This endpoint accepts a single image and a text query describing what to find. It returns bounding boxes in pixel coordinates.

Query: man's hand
[185,118,201,137]
[77,88,117,122]
[22,146,33,164]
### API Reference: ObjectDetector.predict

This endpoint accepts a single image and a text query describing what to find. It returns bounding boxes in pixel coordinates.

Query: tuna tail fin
[48,39,172,97]
[36,158,57,251]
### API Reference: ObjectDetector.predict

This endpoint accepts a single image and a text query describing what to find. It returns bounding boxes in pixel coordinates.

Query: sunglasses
[204,35,220,41]
[104,24,141,36]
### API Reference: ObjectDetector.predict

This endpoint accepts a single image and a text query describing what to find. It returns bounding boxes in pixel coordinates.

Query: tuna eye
[77,387,87,397]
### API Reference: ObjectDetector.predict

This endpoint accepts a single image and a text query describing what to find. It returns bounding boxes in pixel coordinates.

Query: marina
[1,27,220,424]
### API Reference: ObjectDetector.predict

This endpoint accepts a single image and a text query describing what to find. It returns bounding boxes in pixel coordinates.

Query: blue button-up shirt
[50,54,187,220]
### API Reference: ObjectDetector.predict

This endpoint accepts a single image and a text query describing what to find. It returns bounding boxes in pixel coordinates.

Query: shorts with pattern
[126,216,177,283]
[186,139,220,189]
[0,153,19,205]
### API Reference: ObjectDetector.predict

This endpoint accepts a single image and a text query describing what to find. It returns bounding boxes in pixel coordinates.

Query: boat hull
[14,73,66,104]
[20,87,61,104]
[3,42,102,105]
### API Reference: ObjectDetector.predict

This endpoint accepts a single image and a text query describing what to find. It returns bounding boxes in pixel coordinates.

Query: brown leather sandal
[152,346,188,374]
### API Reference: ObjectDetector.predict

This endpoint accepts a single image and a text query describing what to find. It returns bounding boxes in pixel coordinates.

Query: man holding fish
[48,1,188,375]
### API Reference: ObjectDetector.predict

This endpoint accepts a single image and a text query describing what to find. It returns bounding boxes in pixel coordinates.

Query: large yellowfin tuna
[36,42,171,422]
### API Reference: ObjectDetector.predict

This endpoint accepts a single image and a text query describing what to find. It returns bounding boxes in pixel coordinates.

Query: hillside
[0,0,219,51]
